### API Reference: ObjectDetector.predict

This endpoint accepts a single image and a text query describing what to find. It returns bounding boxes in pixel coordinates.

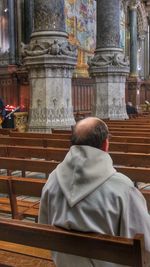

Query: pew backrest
[110,131,150,137]
[9,131,71,140]
[0,176,46,220]
[0,218,146,267]
[0,136,71,148]
[110,151,150,168]
[0,146,150,169]
[109,142,150,153]
[111,135,150,144]
[0,156,58,178]
[0,145,68,161]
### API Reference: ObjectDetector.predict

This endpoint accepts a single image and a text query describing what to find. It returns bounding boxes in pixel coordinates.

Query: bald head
[71,117,109,149]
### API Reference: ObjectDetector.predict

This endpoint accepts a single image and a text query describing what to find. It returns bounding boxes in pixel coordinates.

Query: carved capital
[129,0,140,10]
[21,39,77,59]
[89,52,129,68]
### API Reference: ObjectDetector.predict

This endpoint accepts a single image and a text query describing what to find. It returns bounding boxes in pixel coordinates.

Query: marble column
[89,0,129,120]
[24,0,33,44]
[127,1,140,108]
[129,4,138,77]
[138,36,145,79]
[22,0,77,132]
[8,0,16,64]
[148,18,150,77]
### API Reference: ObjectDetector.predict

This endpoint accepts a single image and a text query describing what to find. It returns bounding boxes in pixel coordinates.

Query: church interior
[0,0,150,130]
[0,0,150,266]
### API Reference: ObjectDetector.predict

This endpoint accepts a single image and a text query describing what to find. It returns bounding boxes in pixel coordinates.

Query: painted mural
[65,0,96,77]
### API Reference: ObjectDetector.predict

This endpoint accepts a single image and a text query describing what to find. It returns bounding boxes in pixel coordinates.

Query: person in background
[126,101,138,118]
[39,117,150,267]
[0,98,6,128]
[145,100,150,112]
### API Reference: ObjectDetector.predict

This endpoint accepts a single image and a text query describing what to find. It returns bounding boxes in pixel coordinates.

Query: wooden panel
[72,78,94,112]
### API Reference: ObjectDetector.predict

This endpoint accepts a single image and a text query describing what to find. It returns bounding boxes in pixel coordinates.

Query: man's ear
[101,138,109,152]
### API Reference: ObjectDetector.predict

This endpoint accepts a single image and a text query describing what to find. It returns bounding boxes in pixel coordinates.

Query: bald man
[39,117,150,267]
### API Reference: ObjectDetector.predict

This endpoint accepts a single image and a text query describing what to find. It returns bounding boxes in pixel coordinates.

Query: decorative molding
[137,2,148,37]
[126,0,148,37]
[21,39,77,59]
[89,51,129,67]
[29,106,75,127]
[129,0,140,10]
[0,51,9,66]
[14,112,28,132]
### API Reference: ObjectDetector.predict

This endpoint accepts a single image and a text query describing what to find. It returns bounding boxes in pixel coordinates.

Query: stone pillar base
[28,107,75,132]
[22,31,77,132]
[90,67,129,120]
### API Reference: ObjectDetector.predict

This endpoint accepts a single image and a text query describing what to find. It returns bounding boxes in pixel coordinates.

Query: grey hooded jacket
[39,145,150,267]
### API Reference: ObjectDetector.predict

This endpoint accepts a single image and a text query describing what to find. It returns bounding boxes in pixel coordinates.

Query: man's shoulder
[110,172,134,187]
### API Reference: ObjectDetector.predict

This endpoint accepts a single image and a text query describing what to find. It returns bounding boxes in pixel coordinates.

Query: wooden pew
[109,142,150,153]
[1,148,150,170]
[0,138,150,156]
[9,131,71,140]
[1,134,150,148]
[0,156,150,200]
[0,145,68,161]
[1,156,149,185]
[0,157,58,178]
[51,128,73,134]
[110,131,150,137]
[110,151,150,168]
[0,136,71,148]
[1,168,150,222]
[0,218,146,267]
[105,118,150,123]
[0,128,12,135]
[109,127,150,132]
[0,176,45,221]
[111,135,150,144]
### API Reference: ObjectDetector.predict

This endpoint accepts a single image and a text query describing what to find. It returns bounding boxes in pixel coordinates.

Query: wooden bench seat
[0,218,147,267]
[0,176,46,221]
[0,201,39,220]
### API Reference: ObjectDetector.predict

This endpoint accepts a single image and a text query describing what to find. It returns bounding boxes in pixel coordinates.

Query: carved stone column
[89,0,129,120]
[127,1,140,108]
[138,36,145,79]
[24,0,33,44]
[22,0,77,132]
[129,3,138,77]
[8,0,16,64]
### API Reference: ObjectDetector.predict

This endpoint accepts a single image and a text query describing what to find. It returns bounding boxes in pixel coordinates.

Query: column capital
[129,0,140,10]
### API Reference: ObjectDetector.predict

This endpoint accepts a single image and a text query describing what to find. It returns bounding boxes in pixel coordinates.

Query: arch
[137,2,148,38]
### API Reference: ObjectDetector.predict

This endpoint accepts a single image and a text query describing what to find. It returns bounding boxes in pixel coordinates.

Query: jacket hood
[56,145,116,207]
